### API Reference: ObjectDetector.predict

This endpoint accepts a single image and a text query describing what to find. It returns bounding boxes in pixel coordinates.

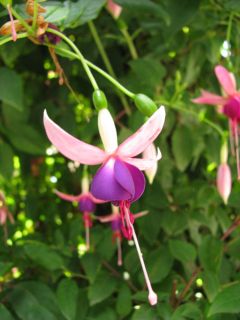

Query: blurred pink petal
[117,106,165,158]
[43,110,107,165]
[192,90,227,105]
[54,189,82,202]
[107,0,122,19]
[217,163,232,204]
[7,5,17,42]
[215,65,237,96]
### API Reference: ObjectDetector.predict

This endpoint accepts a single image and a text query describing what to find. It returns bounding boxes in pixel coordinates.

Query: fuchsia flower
[44,106,165,305]
[193,65,240,178]
[0,192,14,240]
[54,175,104,250]
[106,0,122,19]
[97,205,148,266]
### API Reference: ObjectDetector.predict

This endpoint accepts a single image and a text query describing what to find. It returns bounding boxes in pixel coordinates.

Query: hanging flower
[43,106,165,305]
[97,205,148,266]
[54,175,104,250]
[0,191,14,240]
[192,65,240,178]
[106,0,122,19]
[143,143,160,184]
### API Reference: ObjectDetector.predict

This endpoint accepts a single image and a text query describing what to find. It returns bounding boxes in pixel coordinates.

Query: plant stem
[32,0,38,31]
[0,33,28,46]
[88,20,131,114]
[47,28,99,90]
[120,26,139,60]
[226,12,234,69]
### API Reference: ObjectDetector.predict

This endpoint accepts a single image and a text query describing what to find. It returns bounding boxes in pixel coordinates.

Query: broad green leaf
[199,236,223,273]
[0,67,23,110]
[171,303,202,320]
[43,1,69,24]
[0,262,13,277]
[81,253,101,283]
[64,0,106,28]
[116,285,132,317]
[202,271,220,302]
[172,126,194,171]
[57,278,79,320]
[208,283,240,316]
[147,247,173,283]
[0,304,14,320]
[88,271,118,306]
[24,242,64,271]
[131,305,157,320]
[8,287,57,320]
[0,142,13,179]
[169,239,196,263]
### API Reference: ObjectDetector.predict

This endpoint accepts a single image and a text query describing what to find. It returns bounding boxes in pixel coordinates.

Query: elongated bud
[217,163,232,204]
[98,108,118,153]
[93,90,108,111]
[134,94,157,117]
[143,143,158,184]
[106,0,122,19]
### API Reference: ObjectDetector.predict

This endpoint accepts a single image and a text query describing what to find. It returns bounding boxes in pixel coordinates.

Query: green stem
[226,12,234,70]
[120,26,138,60]
[88,20,131,114]
[11,7,33,34]
[47,28,99,90]
[0,33,28,46]
[32,0,38,31]
[159,100,226,138]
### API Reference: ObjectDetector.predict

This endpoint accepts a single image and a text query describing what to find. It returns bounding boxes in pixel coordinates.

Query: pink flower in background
[217,163,232,204]
[193,65,240,178]
[55,175,104,250]
[43,106,165,305]
[106,0,122,19]
[0,192,14,240]
[143,143,160,184]
[97,205,148,266]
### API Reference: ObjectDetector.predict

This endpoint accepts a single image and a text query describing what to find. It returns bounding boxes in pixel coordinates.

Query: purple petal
[90,158,131,201]
[125,162,146,202]
[111,218,122,231]
[79,196,96,212]
[114,159,135,196]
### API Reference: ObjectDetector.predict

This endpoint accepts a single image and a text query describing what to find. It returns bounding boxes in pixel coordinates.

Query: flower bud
[92,90,108,111]
[217,163,232,204]
[134,94,157,117]
[98,108,118,153]
[106,0,122,19]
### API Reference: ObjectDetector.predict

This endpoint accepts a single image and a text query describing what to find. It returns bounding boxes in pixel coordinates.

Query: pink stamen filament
[229,119,235,156]
[124,206,158,306]
[7,5,17,42]
[83,212,92,251]
[116,236,122,266]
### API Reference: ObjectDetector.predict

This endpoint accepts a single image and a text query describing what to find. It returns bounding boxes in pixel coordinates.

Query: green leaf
[64,0,106,28]
[0,262,13,277]
[0,304,15,320]
[24,242,64,271]
[172,126,194,171]
[8,287,57,320]
[0,142,13,179]
[169,239,196,263]
[202,271,220,303]
[81,253,101,283]
[208,283,240,316]
[199,236,223,273]
[147,247,173,283]
[88,271,118,306]
[43,2,69,24]
[57,278,79,320]
[116,285,132,317]
[0,67,23,110]
[131,305,157,320]
[171,303,202,320]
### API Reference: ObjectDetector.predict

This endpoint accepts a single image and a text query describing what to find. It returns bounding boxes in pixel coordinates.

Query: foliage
[0,0,240,319]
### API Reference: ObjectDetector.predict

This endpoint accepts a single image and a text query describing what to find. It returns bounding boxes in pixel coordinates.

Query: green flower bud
[134,94,157,117]
[92,90,108,111]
